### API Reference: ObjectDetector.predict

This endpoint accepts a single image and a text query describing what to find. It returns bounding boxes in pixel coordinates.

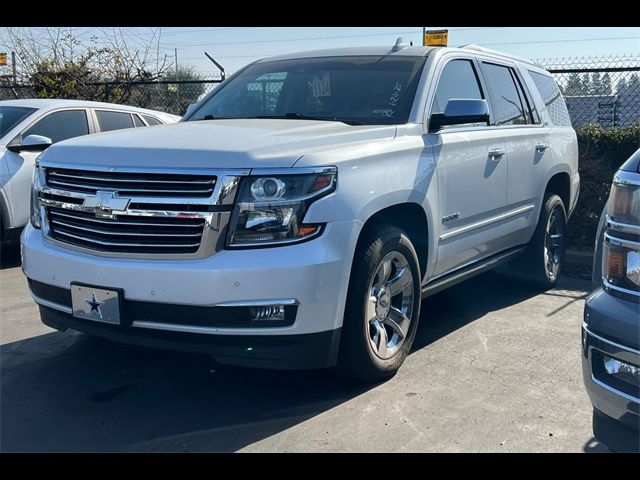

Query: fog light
[250,305,285,321]
[604,355,640,386]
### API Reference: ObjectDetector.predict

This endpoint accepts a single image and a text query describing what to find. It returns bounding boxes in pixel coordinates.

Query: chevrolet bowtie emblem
[83,191,130,219]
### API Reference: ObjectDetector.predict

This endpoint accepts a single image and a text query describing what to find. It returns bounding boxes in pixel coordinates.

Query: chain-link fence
[534,55,640,128]
[0,74,223,116]
[2,55,640,126]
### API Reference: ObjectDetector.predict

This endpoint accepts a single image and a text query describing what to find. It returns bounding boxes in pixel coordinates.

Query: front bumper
[21,220,361,368]
[582,288,640,439]
[38,305,341,369]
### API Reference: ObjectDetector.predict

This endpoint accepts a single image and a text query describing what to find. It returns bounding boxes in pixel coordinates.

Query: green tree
[622,74,640,97]
[601,72,612,95]
[163,66,207,115]
[580,73,591,96]
[589,72,612,96]
[564,72,584,96]
[616,78,628,95]
[0,27,171,104]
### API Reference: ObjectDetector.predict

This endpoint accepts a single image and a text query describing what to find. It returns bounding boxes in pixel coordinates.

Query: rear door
[424,56,509,277]
[4,108,90,228]
[478,60,549,247]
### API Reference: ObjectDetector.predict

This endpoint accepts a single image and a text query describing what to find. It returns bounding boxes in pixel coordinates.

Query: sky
[2,26,639,76]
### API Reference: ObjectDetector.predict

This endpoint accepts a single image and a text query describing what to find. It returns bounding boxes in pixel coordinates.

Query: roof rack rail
[459,44,536,66]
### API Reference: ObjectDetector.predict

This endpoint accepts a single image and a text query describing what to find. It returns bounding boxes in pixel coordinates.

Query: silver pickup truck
[21,41,579,382]
[583,148,640,452]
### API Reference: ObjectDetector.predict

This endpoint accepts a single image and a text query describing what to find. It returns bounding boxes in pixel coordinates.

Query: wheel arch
[544,169,571,213]
[358,202,430,281]
[0,189,11,233]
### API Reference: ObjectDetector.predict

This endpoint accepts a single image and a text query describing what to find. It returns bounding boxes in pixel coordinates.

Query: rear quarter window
[528,71,572,127]
[96,110,135,132]
[142,114,163,126]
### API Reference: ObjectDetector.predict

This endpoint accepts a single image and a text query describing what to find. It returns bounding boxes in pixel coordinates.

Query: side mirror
[183,103,198,118]
[429,99,490,132]
[6,134,53,153]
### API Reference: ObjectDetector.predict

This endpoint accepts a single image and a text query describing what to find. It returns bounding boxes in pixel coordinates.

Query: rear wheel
[335,224,421,383]
[523,193,567,289]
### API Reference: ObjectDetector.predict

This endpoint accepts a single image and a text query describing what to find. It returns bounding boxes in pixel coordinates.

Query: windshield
[0,106,37,140]
[187,55,428,125]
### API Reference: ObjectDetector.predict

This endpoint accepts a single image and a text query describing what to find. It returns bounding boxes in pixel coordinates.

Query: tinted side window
[132,114,145,127]
[512,71,537,124]
[96,110,135,132]
[23,110,89,143]
[142,114,162,126]
[431,59,484,115]
[481,62,527,125]
[528,71,572,127]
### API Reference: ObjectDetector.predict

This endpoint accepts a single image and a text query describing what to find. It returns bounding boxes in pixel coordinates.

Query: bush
[568,125,640,250]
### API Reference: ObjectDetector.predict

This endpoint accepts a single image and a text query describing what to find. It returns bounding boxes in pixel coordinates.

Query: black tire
[522,193,567,289]
[334,224,422,383]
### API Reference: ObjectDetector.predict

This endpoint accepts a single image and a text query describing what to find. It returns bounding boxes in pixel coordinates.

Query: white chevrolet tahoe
[21,42,579,382]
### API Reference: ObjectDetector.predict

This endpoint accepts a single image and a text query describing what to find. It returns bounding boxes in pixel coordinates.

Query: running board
[421,246,526,298]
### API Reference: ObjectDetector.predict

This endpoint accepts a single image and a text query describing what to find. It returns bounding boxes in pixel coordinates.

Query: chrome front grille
[48,207,206,254]
[38,164,247,259]
[46,167,217,198]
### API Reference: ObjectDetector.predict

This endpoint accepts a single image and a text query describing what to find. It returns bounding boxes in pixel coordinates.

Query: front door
[4,109,90,228]
[425,57,509,277]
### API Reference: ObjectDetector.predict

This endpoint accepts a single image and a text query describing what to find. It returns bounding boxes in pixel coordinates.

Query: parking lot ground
[0,243,610,452]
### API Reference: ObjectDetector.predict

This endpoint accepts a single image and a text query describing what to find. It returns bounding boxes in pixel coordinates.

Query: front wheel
[335,224,422,383]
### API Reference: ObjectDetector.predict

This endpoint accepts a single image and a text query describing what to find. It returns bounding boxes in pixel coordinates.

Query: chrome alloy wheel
[544,206,565,280]
[366,251,415,360]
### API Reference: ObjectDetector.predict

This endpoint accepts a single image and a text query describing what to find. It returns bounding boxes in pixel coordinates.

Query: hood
[620,148,640,174]
[40,119,398,170]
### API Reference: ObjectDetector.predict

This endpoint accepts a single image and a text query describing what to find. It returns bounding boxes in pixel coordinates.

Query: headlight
[226,167,336,247]
[602,173,640,294]
[30,162,43,229]
[607,180,640,226]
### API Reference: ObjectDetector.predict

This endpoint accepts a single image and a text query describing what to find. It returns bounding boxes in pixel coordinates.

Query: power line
[179,35,640,62]
[174,30,421,47]
[170,27,502,48]
[478,36,640,47]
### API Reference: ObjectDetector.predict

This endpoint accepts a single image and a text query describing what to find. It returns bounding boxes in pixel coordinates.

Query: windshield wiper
[284,112,364,126]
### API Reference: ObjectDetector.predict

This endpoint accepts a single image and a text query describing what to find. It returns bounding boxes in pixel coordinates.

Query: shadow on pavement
[0,270,589,452]
[413,271,559,351]
[0,243,21,270]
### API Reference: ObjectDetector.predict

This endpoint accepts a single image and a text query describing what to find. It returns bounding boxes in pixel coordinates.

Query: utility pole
[12,51,16,84]
[422,27,426,46]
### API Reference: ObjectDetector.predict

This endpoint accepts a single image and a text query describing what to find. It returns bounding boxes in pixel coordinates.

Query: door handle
[535,144,549,152]
[488,149,505,161]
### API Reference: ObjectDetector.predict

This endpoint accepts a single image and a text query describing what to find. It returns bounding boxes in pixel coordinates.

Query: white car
[22,42,579,382]
[0,99,179,245]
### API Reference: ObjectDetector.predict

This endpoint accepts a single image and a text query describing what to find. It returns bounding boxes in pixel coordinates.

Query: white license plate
[71,284,121,325]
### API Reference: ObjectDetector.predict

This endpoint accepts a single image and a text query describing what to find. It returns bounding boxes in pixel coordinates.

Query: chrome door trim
[439,204,535,241]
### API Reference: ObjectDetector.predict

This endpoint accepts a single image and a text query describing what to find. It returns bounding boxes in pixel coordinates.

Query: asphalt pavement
[0,242,608,452]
